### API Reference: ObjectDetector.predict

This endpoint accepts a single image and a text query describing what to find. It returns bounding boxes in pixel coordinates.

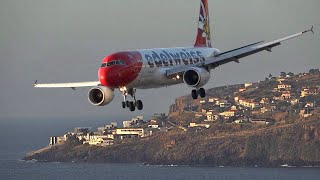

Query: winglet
[303,25,314,34]
[34,80,38,87]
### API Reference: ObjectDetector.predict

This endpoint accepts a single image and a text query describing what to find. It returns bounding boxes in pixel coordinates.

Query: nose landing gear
[120,87,143,111]
[191,87,206,99]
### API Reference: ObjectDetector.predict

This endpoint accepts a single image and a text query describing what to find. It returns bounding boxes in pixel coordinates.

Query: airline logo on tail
[194,0,212,48]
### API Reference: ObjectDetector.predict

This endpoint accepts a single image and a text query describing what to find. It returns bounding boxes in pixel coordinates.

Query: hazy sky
[0,0,319,121]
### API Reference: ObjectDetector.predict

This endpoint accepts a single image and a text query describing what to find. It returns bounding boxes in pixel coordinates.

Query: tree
[280,72,287,78]
[309,68,320,74]
[287,72,294,77]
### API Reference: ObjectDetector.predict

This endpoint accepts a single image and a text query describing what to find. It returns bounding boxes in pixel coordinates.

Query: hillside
[24,70,320,167]
[25,118,320,167]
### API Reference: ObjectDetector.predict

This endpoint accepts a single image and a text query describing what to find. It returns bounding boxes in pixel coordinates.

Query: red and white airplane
[35,0,314,111]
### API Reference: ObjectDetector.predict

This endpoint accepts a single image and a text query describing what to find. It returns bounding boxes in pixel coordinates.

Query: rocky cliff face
[24,119,320,167]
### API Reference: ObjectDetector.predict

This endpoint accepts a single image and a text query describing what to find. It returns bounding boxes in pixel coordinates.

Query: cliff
[24,118,320,167]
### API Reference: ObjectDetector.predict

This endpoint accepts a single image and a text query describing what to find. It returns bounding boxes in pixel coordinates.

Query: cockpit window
[101,60,126,68]
[101,63,107,67]
[107,61,116,66]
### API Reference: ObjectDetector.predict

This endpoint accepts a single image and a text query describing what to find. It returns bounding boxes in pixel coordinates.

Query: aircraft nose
[99,67,120,88]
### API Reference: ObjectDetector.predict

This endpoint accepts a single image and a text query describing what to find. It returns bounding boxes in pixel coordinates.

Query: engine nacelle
[183,67,210,88]
[88,86,114,106]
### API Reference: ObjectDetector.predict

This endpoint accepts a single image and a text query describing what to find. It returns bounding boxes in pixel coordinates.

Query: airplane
[34,0,314,112]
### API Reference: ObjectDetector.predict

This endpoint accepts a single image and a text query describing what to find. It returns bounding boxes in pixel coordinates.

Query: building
[301,88,319,97]
[208,98,219,103]
[245,83,253,88]
[299,108,314,118]
[49,136,67,146]
[189,123,210,129]
[148,124,159,128]
[291,98,300,105]
[115,128,144,139]
[250,118,271,125]
[278,84,291,90]
[205,111,219,121]
[123,121,132,128]
[260,98,270,105]
[219,110,236,117]
[84,135,114,146]
[220,102,231,108]
[281,91,291,100]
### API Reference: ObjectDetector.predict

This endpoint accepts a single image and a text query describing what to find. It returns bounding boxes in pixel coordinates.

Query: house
[260,98,270,105]
[234,118,249,124]
[301,87,319,97]
[189,123,210,129]
[291,98,300,105]
[250,118,271,125]
[49,136,66,146]
[115,128,145,139]
[220,102,231,108]
[231,105,237,111]
[219,110,236,117]
[281,91,291,100]
[277,78,287,84]
[86,137,114,146]
[148,124,159,129]
[299,108,314,118]
[208,98,219,103]
[123,121,132,128]
[245,83,253,88]
[277,84,291,91]
[205,111,219,121]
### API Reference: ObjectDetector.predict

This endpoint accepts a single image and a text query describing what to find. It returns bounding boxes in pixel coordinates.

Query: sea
[0,117,319,180]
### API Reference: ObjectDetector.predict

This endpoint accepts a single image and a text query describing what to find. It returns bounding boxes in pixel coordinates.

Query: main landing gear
[120,87,143,112]
[191,88,206,99]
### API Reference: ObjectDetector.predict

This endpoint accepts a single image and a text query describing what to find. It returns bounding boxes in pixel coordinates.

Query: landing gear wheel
[198,88,206,98]
[191,89,198,99]
[136,100,143,110]
[129,101,135,111]
[126,101,130,107]
[122,101,126,108]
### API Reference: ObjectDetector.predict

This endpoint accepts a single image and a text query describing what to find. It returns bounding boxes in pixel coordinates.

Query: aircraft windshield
[100,60,125,67]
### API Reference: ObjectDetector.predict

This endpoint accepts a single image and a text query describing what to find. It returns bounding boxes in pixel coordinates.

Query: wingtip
[303,25,315,34]
[34,80,38,87]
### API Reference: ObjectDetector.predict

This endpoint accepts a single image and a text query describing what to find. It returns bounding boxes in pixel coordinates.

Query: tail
[194,0,212,48]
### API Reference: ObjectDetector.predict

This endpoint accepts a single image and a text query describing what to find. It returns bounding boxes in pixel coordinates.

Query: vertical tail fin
[194,0,212,48]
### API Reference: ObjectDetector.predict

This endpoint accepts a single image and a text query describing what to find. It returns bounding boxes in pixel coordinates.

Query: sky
[0,0,319,121]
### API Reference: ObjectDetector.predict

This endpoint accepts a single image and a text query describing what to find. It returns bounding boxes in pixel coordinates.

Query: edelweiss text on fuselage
[145,50,205,68]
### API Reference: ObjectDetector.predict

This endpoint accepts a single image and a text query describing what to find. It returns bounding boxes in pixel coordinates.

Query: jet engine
[88,86,114,106]
[183,67,210,88]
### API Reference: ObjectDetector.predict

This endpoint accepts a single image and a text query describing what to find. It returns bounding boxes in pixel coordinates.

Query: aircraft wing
[166,27,314,77]
[34,81,100,89]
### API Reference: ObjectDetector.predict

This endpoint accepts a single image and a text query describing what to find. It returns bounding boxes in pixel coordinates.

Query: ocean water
[0,118,319,180]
